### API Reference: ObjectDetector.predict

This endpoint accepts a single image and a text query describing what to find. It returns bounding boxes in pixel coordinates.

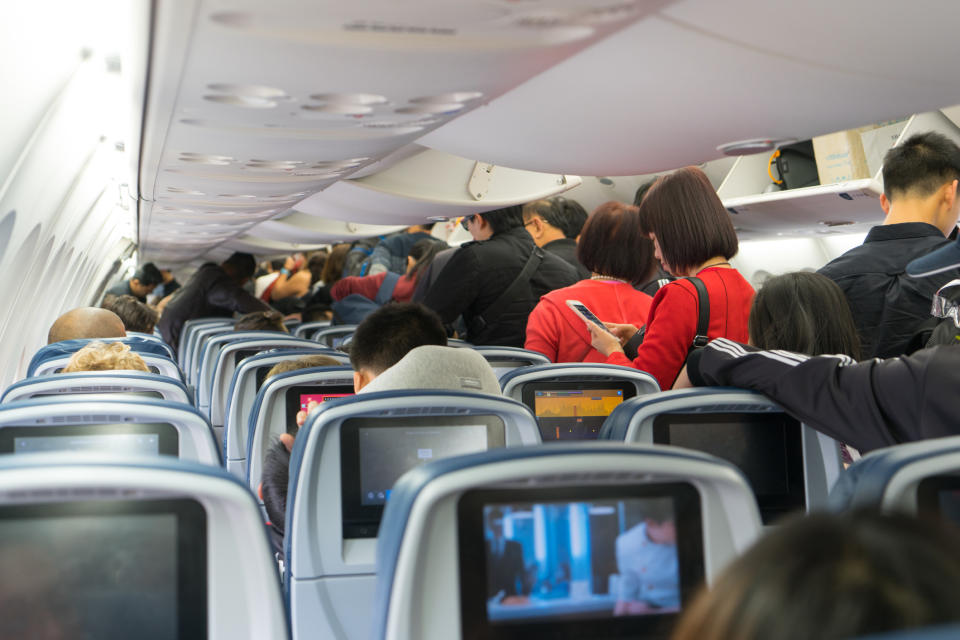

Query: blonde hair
[61,341,149,373]
[265,354,342,380]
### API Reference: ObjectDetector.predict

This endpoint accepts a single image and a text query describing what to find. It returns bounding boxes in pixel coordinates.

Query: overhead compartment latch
[468,162,495,201]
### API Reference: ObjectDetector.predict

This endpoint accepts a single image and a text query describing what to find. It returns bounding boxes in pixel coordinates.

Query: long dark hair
[748,271,861,359]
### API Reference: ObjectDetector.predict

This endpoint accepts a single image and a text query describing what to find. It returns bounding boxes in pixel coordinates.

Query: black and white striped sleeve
[686,338,924,453]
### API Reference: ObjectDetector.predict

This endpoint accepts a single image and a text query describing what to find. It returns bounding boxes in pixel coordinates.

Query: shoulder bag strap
[469,247,545,336]
[374,271,401,305]
[687,276,710,350]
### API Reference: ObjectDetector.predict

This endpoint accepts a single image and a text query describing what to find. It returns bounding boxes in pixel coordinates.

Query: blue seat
[856,625,960,639]
[178,318,234,366]
[500,363,659,441]
[285,390,541,640]
[182,320,235,384]
[222,348,351,465]
[470,346,551,378]
[293,320,331,340]
[196,332,320,421]
[313,325,358,349]
[0,454,288,639]
[828,435,960,514]
[27,337,183,380]
[125,331,177,359]
[370,444,762,640]
[600,388,843,523]
[0,397,220,465]
[2,371,192,405]
[234,365,355,480]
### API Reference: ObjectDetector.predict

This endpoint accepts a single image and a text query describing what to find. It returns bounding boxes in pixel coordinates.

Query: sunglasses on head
[460,215,475,231]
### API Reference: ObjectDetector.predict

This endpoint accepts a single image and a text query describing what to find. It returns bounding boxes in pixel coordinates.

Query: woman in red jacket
[589,167,754,390]
[525,201,656,362]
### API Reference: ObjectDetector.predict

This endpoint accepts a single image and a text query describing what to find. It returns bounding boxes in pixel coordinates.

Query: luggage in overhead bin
[770,140,820,190]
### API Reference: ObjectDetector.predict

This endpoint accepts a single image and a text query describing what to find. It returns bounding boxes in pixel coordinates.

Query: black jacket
[687,338,960,454]
[422,227,579,346]
[542,238,590,280]
[818,223,960,358]
[158,263,270,351]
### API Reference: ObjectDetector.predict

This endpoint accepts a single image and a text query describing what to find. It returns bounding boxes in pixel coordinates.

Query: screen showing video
[0,499,206,639]
[283,384,355,428]
[652,413,805,524]
[531,388,626,441]
[458,483,703,639]
[0,424,179,457]
[300,392,353,409]
[14,433,159,455]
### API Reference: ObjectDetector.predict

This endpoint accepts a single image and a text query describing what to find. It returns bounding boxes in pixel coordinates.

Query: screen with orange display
[530,388,627,441]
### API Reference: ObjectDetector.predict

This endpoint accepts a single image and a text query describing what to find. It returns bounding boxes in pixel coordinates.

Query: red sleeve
[524,299,561,362]
[331,272,386,302]
[606,282,697,390]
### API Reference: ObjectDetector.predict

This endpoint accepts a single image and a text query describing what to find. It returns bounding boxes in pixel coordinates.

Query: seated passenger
[588,167,754,390]
[157,252,270,352]
[422,205,579,347]
[61,341,148,373]
[671,511,960,640]
[47,307,126,344]
[255,259,285,300]
[525,201,656,363]
[233,310,288,333]
[522,199,590,279]
[366,223,437,276]
[331,237,446,307]
[100,294,159,334]
[614,498,679,615]
[359,345,501,395]
[270,252,327,313]
[103,262,163,304]
[304,243,350,310]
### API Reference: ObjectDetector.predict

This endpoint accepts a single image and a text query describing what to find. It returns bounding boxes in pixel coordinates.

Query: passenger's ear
[353,369,374,392]
[943,179,959,212]
[879,193,891,216]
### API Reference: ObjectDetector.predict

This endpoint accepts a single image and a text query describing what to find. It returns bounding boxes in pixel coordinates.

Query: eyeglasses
[523,218,536,228]
[460,215,475,231]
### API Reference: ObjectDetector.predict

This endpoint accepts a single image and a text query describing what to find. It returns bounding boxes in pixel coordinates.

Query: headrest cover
[360,346,501,396]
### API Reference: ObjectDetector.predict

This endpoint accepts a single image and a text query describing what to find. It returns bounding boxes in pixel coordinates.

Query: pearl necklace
[590,275,629,283]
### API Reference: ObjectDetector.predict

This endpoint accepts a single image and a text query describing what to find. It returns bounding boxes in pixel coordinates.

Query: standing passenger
[588,167,754,390]
[522,199,591,279]
[818,132,960,358]
[525,202,655,363]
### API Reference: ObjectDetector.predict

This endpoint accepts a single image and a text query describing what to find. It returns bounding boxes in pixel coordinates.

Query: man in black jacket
[521,199,591,280]
[157,252,270,352]
[421,205,578,347]
[817,132,960,358]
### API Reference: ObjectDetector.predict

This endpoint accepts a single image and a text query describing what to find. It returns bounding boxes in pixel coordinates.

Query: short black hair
[883,132,960,200]
[133,262,163,286]
[553,197,588,238]
[478,205,524,235]
[234,310,288,332]
[101,294,159,333]
[261,438,291,535]
[221,252,258,280]
[349,302,447,374]
[522,200,565,230]
[270,259,285,271]
[633,179,657,207]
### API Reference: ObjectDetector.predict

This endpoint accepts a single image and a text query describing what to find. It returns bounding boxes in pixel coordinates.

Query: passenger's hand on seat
[295,400,319,428]
[588,322,624,357]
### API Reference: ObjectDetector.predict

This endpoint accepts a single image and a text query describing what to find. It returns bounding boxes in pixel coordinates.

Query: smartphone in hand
[566,300,614,335]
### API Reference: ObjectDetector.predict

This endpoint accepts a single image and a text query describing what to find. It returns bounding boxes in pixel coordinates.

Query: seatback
[184,321,235,384]
[372,443,762,640]
[500,363,660,441]
[233,365,356,479]
[601,388,843,524]
[285,390,541,640]
[293,320,331,339]
[28,336,182,379]
[207,336,331,427]
[195,332,311,419]
[0,397,220,465]
[313,325,358,349]
[223,349,352,466]
[471,346,551,378]
[178,317,233,365]
[124,331,177,360]
[828,435,960,517]
[1,371,192,405]
[0,455,288,639]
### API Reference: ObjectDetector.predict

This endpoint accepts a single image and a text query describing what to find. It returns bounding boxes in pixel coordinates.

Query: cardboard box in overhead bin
[861,119,909,177]
[813,130,871,184]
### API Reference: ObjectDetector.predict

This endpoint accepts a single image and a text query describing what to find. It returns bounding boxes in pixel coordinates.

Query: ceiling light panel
[138,0,665,261]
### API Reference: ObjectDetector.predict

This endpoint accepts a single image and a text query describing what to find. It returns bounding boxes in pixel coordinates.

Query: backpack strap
[468,247,545,338]
[374,271,401,305]
[687,276,710,350]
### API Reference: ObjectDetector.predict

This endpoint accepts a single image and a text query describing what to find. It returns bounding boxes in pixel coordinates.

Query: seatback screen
[457,483,703,639]
[652,412,805,524]
[0,423,179,457]
[283,384,355,427]
[0,498,206,639]
[522,382,635,441]
[340,415,506,538]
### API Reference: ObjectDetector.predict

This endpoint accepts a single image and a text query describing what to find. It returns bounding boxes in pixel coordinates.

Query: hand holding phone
[566,300,614,335]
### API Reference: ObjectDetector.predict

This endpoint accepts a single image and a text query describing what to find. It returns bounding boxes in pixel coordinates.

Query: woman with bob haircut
[590,166,754,389]
[671,511,960,640]
[525,201,656,362]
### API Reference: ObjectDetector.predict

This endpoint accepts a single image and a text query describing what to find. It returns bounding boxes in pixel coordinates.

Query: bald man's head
[47,307,127,344]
